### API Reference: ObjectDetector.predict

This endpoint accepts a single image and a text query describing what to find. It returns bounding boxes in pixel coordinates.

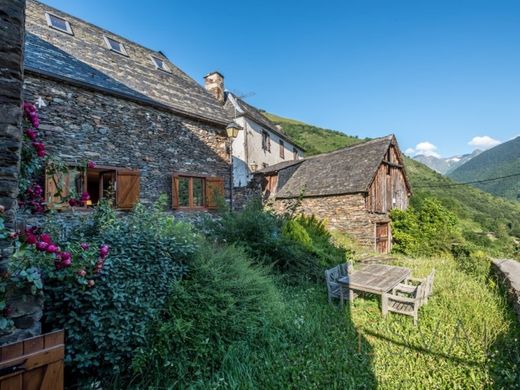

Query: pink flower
[80,243,90,250]
[25,128,38,141]
[40,233,53,244]
[62,258,72,267]
[32,142,46,158]
[99,244,110,258]
[8,232,19,240]
[35,241,48,251]
[25,233,37,245]
[87,280,95,288]
[87,160,96,169]
[60,252,72,262]
[23,102,36,115]
[80,192,90,202]
[78,269,87,277]
[46,244,59,254]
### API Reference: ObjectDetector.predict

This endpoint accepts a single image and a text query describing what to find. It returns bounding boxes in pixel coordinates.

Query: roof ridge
[303,134,394,161]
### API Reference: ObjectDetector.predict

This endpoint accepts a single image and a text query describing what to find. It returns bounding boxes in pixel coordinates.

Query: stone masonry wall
[23,74,232,211]
[492,259,520,324]
[0,0,25,271]
[272,193,391,250]
[0,0,43,346]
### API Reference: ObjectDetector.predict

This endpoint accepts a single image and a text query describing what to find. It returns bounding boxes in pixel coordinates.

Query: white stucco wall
[231,116,304,187]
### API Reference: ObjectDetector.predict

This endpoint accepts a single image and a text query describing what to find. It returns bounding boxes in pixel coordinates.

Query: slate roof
[224,92,305,150]
[24,0,231,126]
[259,135,401,198]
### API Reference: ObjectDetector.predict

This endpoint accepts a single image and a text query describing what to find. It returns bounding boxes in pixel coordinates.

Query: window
[45,166,140,210]
[151,56,170,72]
[45,12,73,35]
[262,131,271,152]
[279,140,285,159]
[172,174,224,210]
[104,36,128,56]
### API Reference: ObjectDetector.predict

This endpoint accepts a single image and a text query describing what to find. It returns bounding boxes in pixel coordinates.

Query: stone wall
[0,0,25,271]
[492,259,520,324]
[272,193,391,250]
[0,0,41,346]
[23,74,232,210]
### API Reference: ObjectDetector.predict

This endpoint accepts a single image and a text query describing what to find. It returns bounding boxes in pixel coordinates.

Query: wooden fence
[0,330,64,390]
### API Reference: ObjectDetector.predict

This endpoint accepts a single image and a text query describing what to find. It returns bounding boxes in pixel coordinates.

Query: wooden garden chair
[382,278,428,325]
[392,269,435,306]
[325,262,353,304]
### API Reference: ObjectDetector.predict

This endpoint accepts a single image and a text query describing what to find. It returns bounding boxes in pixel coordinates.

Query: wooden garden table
[338,264,411,308]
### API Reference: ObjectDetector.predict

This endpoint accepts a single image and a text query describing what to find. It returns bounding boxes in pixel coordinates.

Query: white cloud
[468,136,501,150]
[406,141,440,158]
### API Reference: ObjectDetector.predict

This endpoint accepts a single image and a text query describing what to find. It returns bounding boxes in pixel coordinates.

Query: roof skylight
[151,56,170,72]
[45,12,73,35]
[104,36,128,56]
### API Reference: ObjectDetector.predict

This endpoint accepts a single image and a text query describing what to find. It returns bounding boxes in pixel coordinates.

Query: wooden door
[376,223,390,254]
[0,330,64,390]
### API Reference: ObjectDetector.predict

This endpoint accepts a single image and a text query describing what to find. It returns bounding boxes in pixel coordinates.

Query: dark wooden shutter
[172,175,179,209]
[206,177,225,209]
[116,170,140,210]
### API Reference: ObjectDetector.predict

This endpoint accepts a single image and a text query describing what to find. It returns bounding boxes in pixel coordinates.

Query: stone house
[22,0,234,214]
[255,135,412,253]
[203,72,304,190]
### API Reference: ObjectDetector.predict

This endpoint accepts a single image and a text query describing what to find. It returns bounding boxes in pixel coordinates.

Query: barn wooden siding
[367,145,409,213]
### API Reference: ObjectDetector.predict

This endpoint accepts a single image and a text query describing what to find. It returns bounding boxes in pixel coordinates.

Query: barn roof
[24,0,231,126]
[259,135,404,198]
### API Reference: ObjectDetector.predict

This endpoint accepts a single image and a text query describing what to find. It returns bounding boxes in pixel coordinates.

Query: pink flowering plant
[18,101,97,213]
[12,226,109,289]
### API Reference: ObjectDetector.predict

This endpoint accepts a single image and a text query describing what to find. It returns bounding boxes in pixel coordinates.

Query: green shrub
[43,201,199,379]
[451,244,491,281]
[391,197,461,257]
[132,244,283,386]
[212,201,322,281]
[282,219,312,249]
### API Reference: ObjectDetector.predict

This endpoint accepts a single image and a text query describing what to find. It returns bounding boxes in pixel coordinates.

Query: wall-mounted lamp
[226,122,242,138]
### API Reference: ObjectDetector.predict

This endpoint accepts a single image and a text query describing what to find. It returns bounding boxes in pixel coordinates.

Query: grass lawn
[205,257,520,389]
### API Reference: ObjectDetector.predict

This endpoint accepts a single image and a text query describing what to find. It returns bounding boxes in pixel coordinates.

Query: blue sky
[41,0,520,157]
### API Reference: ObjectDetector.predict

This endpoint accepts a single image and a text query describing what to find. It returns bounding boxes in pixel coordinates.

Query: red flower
[35,241,48,251]
[25,128,38,141]
[40,233,53,244]
[46,244,59,254]
[99,244,110,258]
[23,102,36,114]
[80,192,90,202]
[60,251,72,262]
[25,233,37,245]
[32,142,46,158]
[87,160,96,169]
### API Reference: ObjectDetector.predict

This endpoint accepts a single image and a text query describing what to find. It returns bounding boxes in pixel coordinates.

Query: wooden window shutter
[172,175,179,209]
[45,170,75,209]
[205,177,225,209]
[116,170,140,210]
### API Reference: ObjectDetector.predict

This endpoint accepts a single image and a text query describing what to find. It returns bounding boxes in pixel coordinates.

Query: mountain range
[448,136,520,202]
[413,150,482,174]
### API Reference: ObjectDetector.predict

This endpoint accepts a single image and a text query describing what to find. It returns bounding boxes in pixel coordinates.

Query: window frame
[262,130,271,152]
[45,12,74,35]
[103,36,129,56]
[151,55,171,73]
[45,165,139,211]
[279,140,285,159]
[172,173,224,211]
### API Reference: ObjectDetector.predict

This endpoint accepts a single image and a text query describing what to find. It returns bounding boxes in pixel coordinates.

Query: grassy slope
[203,257,520,389]
[448,136,520,202]
[268,112,520,256]
[265,112,369,155]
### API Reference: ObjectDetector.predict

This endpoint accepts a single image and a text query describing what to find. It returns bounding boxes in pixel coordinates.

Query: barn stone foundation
[272,193,391,251]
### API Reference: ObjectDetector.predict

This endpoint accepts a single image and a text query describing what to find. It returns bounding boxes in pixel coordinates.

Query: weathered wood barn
[23,0,233,213]
[255,135,411,253]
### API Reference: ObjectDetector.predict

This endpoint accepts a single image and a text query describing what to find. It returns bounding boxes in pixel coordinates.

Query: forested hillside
[448,136,520,202]
[268,113,520,256]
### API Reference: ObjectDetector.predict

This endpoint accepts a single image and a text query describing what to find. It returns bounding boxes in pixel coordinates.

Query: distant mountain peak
[412,149,482,175]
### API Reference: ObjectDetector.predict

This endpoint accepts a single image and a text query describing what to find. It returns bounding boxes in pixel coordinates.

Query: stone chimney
[204,71,225,103]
